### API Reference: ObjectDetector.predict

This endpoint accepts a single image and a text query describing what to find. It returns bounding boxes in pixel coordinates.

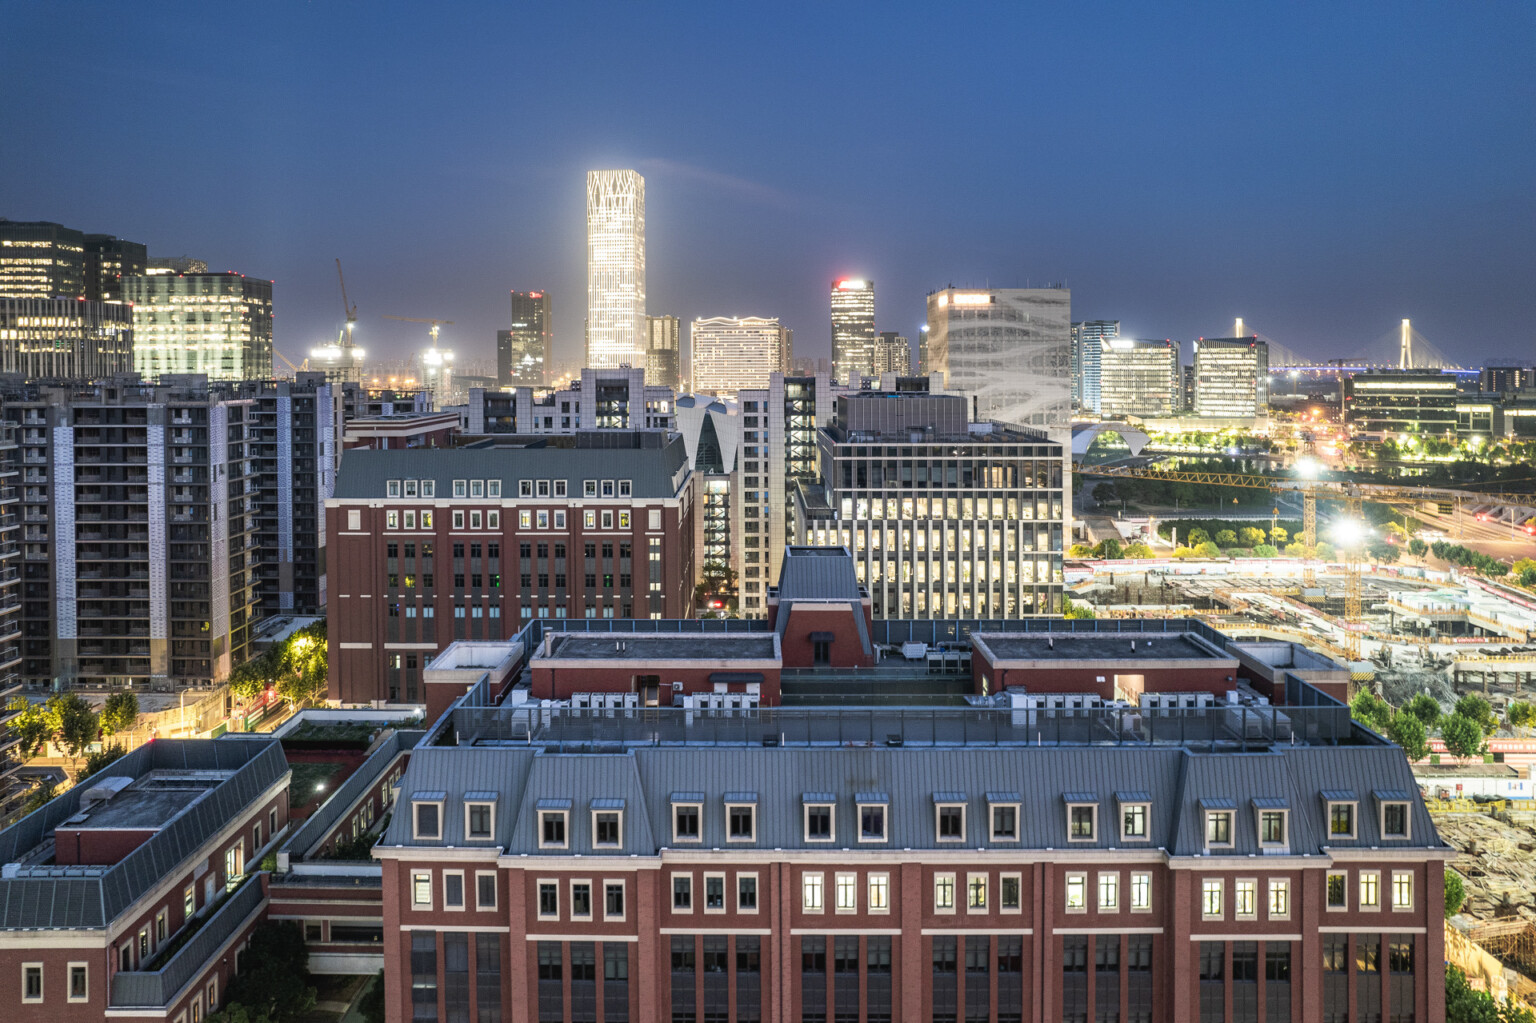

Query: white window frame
[1257,809,1289,850]
[1268,878,1290,920]
[619,479,632,496]
[453,479,468,498]
[386,510,399,530]
[1064,872,1087,913]
[1359,870,1381,911]
[867,872,890,914]
[1234,878,1257,920]
[725,802,756,843]
[403,479,418,498]
[1120,801,1151,842]
[1392,870,1413,911]
[835,872,858,913]
[804,802,835,843]
[1326,869,1348,911]
[671,872,693,913]
[519,480,533,497]
[1201,878,1223,920]
[65,961,87,1003]
[592,809,624,850]
[1097,871,1119,912]
[411,870,433,909]
[471,510,483,530]
[737,872,759,914]
[1327,800,1358,840]
[488,480,501,498]
[475,871,498,911]
[999,871,1023,914]
[470,480,485,498]
[584,480,598,497]
[422,480,435,498]
[989,801,1021,843]
[464,801,496,841]
[489,510,501,529]
[453,510,466,529]
[443,869,466,911]
[554,480,567,497]
[935,802,966,843]
[703,872,727,914]
[802,871,825,913]
[387,480,402,498]
[537,479,551,498]
[933,872,956,913]
[569,879,594,921]
[856,801,887,843]
[1066,802,1098,843]
[403,510,416,530]
[966,872,988,912]
[347,508,361,530]
[1380,800,1412,840]
[412,799,444,841]
[604,878,626,922]
[1130,871,1153,913]
[672,802,703,844]
[536,878,560,919]
[538,809,569,850]
[1204,810,1235,850]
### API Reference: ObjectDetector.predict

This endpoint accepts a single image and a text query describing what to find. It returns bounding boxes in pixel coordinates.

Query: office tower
[1481,366,1530,394]
[927,288,1072,426]
[1181,363,1196,411]
[586,170,646,370]
[873,331,911,375]
[0,298,135,378]
[147,256,209,275]
[830,279,876,384]
[917,325,930,375]
[325,434,696,702]
[499,290,553,387]
[124,272,274,381]
[83,234,147,302]
[793,392,1065,618]
[1098,338,1181,419]
[646,314,681,390]
[1191,338,1269,419]
[689,316,790,395]
[1342,370,1459,436]
[0,219,86,299]
[1070,320,1118,414]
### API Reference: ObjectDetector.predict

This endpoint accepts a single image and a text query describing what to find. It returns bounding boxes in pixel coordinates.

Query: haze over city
[3,2,1533,368]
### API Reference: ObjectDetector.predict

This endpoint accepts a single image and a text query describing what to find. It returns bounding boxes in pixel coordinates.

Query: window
[22,964,41,1003]
[477,872,498,911]
[936,803,965,841]
[571,881,593,918]
[991,803,1018,841]
[1360,870,1381,909]
[1098,872,1119,911]
[1065,873,1086,911]
[1382,800,1410,839]
[602,480,615,497]
[540,810,568,849]
[1000,873,1021,912]
[673,802,701,842]
[594,811,623,847]
[412,871,433,908]
[835,873,857,912]
[727,803,755,841]
[1392,871,1413,910]
[347,509,361,530]
[803,872,825,911]
[967,873,987,910]
[1259,809,1287,847]
[1068,803,1097,841]
[387,510,399,529]
[518,510,530,528]
[738,874,758,911]
[1326,870,1347,909]
[1201,879,1223,918]
[1205,810,1233,848]
[705,874,725,911]
[584,480,598,497]
[489,511,501,529]
[605,881,625,919]
[1268,878,1290,918]
[1130,871,1152,911]
[422,480,435,498]
[868,873,889,912]
[471,480,485,498]
[1328,801,1356,839]
[1235,879,1257,918]
[403,510,416,529]
[805,802,834,841]
[61,961,83,1003]
[672,874,692,911]
[858,801,886,842]
[444,871,465,910]
[422,510,434,528]
[184,884,196,919]
[1121,801,1149,840]
[413,800,442,840]
[454,479,467,498]
[619,480,632,496]
[388,480,402,498]
[934,873,956,911]
[454,510,466,529]
[466,801,494,840]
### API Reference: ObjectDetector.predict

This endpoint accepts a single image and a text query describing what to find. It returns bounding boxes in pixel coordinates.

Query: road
[1402,504,1536,565]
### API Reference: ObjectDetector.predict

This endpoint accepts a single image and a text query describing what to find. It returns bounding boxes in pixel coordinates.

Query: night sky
[4,2,1533,372]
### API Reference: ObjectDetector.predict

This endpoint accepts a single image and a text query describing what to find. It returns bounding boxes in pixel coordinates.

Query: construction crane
[337,258,357,338]
[274,350,308,376]
[382,315,455,397]
[309,260,365,382]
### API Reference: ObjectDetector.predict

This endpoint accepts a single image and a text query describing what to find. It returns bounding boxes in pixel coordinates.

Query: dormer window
[1201,799,1236,850]
[537,479,551,497]
[403,479,418,498]
[856,794,888,842]
[1324,791,1358,840]
[934,793,966,842]
[464,793,497,841]
[803,794,835,842]
[725,794,757,842]
[453,479,468,498]
[519,480,533,497]
[421,480,435,498]
[592,798,625,848]
[1117,792,1151,841]
[387,479,402,498]
[412,792,446,840]
[1375,791,1412,840]
[671,793,703,843]
[538,799,571,849]
[1064,794,1098,842]
[987,792,1020,842]
[1253,797,1289,850]
[584,480,598,497]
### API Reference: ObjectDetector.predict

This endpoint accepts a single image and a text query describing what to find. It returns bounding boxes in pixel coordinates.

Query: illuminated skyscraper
[925,287,1072,427]
[830,279,875,384]
[873,331,911,375]
[690,316,790,395]
[586,170,646,370]
[1192,338,1269,419]
[646,314,681,390]
[1070,319,1118,414]
[499,290,552,386]
[124,272,274,381]
[0,219,86,299]
[1099,338,1180,418]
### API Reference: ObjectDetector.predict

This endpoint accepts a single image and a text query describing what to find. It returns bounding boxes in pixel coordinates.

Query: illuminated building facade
[1099,338,1181,419]
[0,219,86,299]
[1070,319,1118,413]
[873,331,911,375]
[0,298,134,378]
[499,290,552,387]
[690,316,790,395]
[124,272,274,381]
[1342,370,1459,437]
[830,279,876,384]
[585,170,646,370]
[926,288,1072,427]
[83,234,147,302]
[1192,338,1269,419]
[646,314,681,390]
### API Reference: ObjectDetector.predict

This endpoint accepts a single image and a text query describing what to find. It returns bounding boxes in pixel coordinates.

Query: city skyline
[2,4,1532,374]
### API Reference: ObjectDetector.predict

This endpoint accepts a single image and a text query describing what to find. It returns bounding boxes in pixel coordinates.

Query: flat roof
[546,633,778,661]
[67,772,225,831]
[977,633,1229,663]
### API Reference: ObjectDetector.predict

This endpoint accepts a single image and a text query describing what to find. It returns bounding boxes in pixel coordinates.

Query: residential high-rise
[124,272,274,381]
[927,287,1072,427]
[646,314,681,390]
[793,392,1065,618]
[83,234,147,302]
[1192,338,1269,419]
[1098,338,1181,419]
[689,316,789,395]
[585,170,646,370]
[873,331,911,375]
[0,298,135,378]
[499,290,552,387]
[1070,320,1118,414]
[830,279,876,384]
[0,219,86,299]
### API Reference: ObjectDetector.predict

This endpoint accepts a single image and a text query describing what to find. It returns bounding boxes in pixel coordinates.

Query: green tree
[100,692,139,737]
[1445,963,1501,1023]
[1239,526,1265,546]
[208,1003,276,1023]
[1068,543,1096,559]
[276,623,328,708]
[1094,537,1123,560]
[1350,690,1393,733]
[1122,541,1153,559]
[1386,712,1429,761]
[1194,541,1221,558]
[1455,693,1499,736]
[1445,870,1467,917]
[357,971,386,1023]
[78,743,127,782]
[1367,539,1401,564]
[228,647,283,701]
[224,921,315,1021]
[1252,544,1279,558]
[1407,537,1428,559]
[1508,701,1535,733]
[1270,525,1289,544]
[5,696,51,756]
[46,693,98,760]
[1404,693,1442,730]
[1187,527,1210,546]
[1215,529,1237,546]
[1061,596,1096,620]
[1441,713,1487,760]
[20,778,56,815]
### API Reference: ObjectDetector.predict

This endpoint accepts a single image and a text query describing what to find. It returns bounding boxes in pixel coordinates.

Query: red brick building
[325,433,697,703]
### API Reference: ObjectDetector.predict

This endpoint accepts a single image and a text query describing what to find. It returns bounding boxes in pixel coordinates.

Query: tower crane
[383,315,456,398]
[308,259,365,382]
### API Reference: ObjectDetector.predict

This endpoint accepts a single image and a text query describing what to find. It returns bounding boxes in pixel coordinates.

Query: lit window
[1360,871,1380,908]
[835,874,857,912]
[803,873,824,911]
[1326,871,1347,909]
[412,871,432,907]
[1201,880,1223,918]
[967,874,987,910]
[1392,871,1413,910]
[1328,802,1356,838]
[1098,873,1119,911]
[934,874,955,911]
[1205,811,1233,847]
[1130,872,1152,911]
[1121,802,1148,840]
[868,874,889,911]
[1065,873,1086,911]
[1235,880,1256,918]
[1268,879,1290,918]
